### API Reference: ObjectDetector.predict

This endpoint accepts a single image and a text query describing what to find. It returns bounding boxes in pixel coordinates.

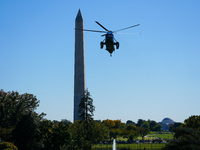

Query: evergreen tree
[77,89,95,149]
[78,88,95,123]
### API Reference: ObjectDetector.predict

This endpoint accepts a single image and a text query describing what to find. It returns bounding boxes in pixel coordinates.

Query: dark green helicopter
[76,21,140,56]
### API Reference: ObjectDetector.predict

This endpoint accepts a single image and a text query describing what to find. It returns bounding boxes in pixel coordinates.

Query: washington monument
[74,9,86,121]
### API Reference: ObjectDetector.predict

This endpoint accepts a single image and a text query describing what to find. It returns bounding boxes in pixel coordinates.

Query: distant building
[160,117,175,131]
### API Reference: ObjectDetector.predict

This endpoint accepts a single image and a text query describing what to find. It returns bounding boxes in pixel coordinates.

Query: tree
[148,120,161,131]
[122,125,139,141]
[69,121,92,150]
[78,89,95,123]
[182,115,200,130]
[12,111,43,150]
[0,90,40,128]
[169,122,182,132]
[163,115,200,150]
[92,122,110,142]
[173,122,182,128]
[51,122,71,150]
[0,126,14,142]
[39,119,54,150]
[162,127,200,150]
[139,122,150,143]
[126,120,136,126]
[113,120,122,128]
[61,119,72,125]
[136,119,145,127]
[152,124,162,132]
[39,120,72,150]
[110,128,121,140]
[77,89,95,149]
[102,119,115,129]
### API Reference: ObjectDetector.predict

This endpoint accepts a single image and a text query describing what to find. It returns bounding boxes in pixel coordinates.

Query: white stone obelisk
[74,9,86,121]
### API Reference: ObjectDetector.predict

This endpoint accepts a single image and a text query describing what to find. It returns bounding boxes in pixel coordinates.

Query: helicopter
[76,21,140,56]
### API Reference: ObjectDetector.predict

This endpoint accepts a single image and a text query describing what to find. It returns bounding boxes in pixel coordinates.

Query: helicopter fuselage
[101,32,119,56]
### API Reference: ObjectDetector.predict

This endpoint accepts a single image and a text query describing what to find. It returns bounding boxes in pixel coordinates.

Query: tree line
[1,89,200,150]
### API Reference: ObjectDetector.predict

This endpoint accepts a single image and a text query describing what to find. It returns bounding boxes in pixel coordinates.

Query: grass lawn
[147,133,174,139]
[92,143,166,150]
[92,133,173,149]
[115,132,174,141]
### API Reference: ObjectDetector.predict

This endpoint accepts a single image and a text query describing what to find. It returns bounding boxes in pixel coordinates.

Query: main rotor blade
[75,28,107,33]
[115,32,141,34]
[95,21,109,31]
[113,24,140,33]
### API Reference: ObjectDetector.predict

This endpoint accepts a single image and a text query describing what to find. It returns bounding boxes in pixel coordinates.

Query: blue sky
[1,1,200,123]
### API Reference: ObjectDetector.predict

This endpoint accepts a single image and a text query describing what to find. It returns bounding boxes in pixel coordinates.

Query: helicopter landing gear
[100,41,104,49]
[116,42,119,49]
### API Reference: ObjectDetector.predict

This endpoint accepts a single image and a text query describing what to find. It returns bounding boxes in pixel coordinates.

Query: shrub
[0,142,18,150]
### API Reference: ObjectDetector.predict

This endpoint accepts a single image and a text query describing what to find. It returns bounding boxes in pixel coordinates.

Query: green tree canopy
[122,125,139,140]
[182,115,200,130]
[0,90,40,128]
[139,122,150,143]
[126,120,136,125]
[136,119,145,127]
[12,111,43,150]
[163,127,200,150]
[39,119,54,150]
[51,122,71,150]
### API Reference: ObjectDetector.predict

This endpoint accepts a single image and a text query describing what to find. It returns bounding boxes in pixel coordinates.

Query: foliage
[51,122,71,150]
[110,128,121,139]
[70,120,109,149]
[59,144,68,150]
[136,119,145,127]
[76,89,96,149]
[92,121,110,142]
[138,122,150,142]
[162,127,200,150]
[12,111,43,150]
[69,120,92,150]
[0,90,40,128]
[39,119,54,150]
[152,124,162,132]
[162,115,200,149]
[182,115,200,130]
[113,120,122,128]
[102,119,115,129]
[0,127,14,142]
[101,119,125,140]
[39,120,71,150]
[126,120,136,125]
[173,122,182,128]
[122,125,139,140]
[61,119,72,125]
[78,88,95,123]
[148,120,162,131]
[0,142,18,150]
